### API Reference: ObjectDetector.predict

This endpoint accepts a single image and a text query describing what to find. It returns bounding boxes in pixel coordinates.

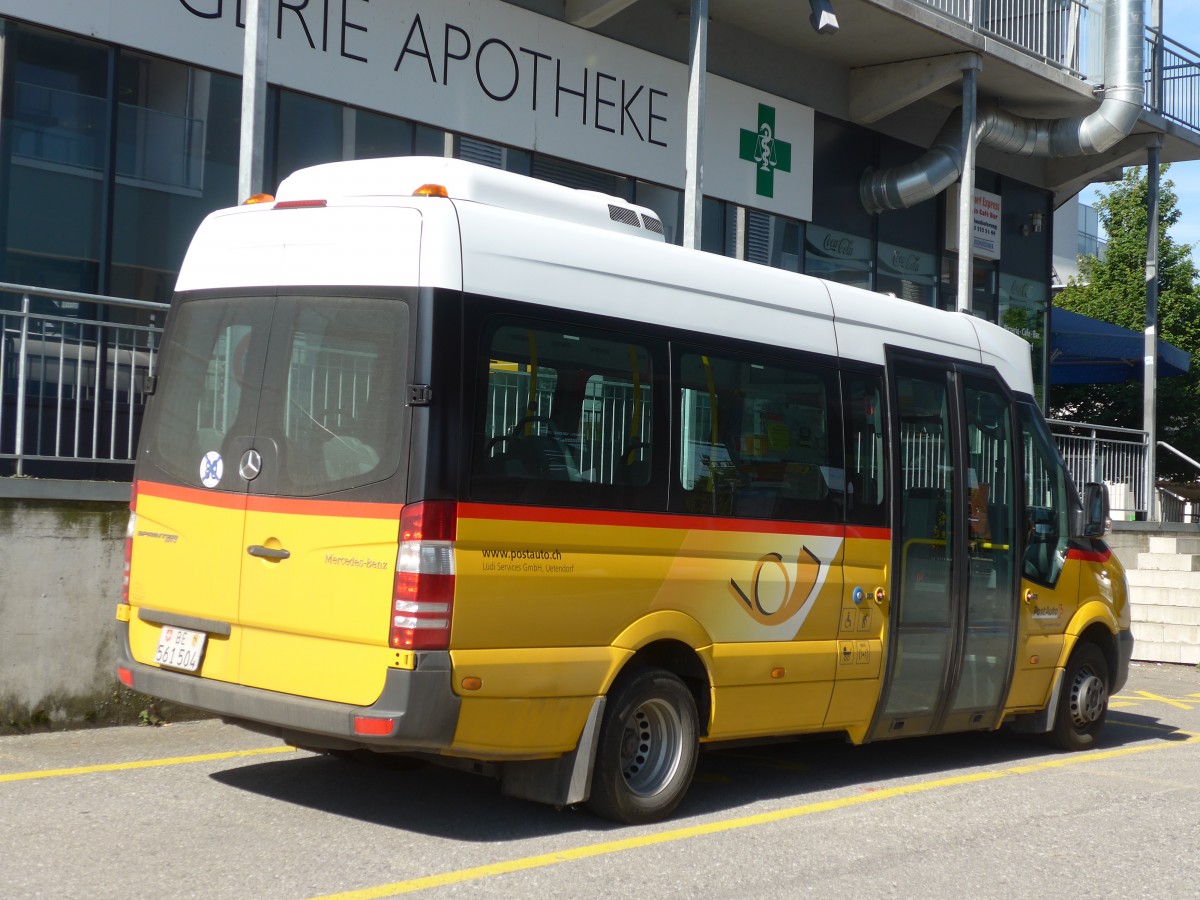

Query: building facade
[2,0,1199,396]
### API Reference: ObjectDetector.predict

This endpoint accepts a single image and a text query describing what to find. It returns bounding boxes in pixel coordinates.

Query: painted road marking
[1113,692,1198,709]
[1133,690,1194,710]
[0,746,294,784]
[313,732,1200,900]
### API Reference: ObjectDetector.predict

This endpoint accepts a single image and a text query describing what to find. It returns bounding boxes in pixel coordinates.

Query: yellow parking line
[315,733,1200,900]
[1134,690,1194,710]
[0,745,295,784]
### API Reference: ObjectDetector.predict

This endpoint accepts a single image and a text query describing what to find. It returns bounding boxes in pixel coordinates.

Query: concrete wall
[0,490,133,730]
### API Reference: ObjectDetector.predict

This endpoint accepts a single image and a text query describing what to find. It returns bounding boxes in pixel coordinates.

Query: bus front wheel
[1048,642,1109,751]
[586,667,698,824]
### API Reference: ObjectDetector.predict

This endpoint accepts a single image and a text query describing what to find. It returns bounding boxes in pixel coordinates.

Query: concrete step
[1126,567,1200,590]
[1131,619,1200,644]
[1130,601,1200,626]
[1148,535,1200,555]
[1129,593,1200,618]
[1135,551,1200,572]
[1128,635,1200,665]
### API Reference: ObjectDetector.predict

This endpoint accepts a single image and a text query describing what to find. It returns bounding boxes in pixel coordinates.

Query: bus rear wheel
[1048,642,1109,751]
[586,667,698,825]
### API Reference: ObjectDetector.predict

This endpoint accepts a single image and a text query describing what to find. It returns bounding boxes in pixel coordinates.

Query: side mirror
[1083,482,1111,537]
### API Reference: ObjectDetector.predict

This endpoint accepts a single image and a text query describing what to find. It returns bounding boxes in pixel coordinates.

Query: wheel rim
[1067,665,1107,729]
[619,697,684,798]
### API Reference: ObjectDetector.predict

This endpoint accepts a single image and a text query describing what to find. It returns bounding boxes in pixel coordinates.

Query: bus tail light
[390,501,457,651]
[121,483,138,606]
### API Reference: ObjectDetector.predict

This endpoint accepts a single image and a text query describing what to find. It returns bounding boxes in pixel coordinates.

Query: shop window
[940,255,998,320]
[805,224,873,289]
[745,210,802,272]
[877,241,937,305]
[111,53,241,302]
[3,24,110,293]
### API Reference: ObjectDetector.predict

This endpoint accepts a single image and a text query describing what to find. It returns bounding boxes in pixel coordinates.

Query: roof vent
[608,204,641,228]
[641,214,664,235]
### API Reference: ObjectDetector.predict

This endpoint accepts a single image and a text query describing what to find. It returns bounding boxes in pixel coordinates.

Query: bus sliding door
[868,357,1019,740]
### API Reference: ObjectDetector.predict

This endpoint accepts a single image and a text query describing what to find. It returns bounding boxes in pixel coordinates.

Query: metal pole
[682,0,708,250]
[15,292,29,477]
[1143,141,1161,520]
[238,0,269,202]
[956,67,977,313]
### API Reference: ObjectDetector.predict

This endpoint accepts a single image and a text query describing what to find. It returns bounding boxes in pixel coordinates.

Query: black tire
[1047,642,1110,751]
[586,667,699,825]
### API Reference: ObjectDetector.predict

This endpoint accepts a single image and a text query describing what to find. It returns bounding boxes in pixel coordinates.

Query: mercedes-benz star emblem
[239,449,262,481]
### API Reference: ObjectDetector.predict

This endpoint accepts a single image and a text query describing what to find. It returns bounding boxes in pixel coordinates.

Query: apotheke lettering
[177,1,671,148]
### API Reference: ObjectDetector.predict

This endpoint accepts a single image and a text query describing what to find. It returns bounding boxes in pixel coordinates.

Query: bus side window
[471,318,662,509]
[673,349,842,522]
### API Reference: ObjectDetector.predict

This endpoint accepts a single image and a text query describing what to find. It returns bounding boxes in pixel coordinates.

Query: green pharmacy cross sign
[739,103,792,199]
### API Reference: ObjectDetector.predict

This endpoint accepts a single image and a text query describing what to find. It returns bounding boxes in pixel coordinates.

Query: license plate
[153,626,207,672]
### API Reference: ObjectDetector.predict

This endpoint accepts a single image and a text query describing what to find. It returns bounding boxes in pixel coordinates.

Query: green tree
[1053,165,1200,480]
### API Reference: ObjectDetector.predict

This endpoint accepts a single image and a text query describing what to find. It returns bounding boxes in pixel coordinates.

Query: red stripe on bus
[846,525,892,541]
[1067,546,1112,564]
[137,482,894,537]
[136,481,402,520]
[457,502,881,538]
[137,480,247,511]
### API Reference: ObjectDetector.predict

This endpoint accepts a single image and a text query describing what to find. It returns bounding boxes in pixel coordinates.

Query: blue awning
[1049,308,1191,385]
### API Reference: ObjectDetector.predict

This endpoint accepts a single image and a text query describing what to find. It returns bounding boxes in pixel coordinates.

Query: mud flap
[1008,667,1063,734]
[499,697,606,807]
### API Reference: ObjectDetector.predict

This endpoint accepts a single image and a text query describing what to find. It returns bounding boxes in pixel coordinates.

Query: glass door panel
[876,365,957,736]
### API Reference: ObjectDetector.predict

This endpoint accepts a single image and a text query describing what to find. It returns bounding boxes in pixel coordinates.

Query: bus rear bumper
[116,621,460,752]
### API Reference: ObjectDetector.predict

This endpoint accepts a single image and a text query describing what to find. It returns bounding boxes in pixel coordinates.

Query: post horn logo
[728,546,822,625]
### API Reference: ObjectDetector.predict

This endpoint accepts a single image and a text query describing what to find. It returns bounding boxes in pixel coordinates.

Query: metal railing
[917,0,1100,79]
[1047,418,1148,516]
[1,283,168,477]
[912,0,1200,133]
[1147,31,1200,130]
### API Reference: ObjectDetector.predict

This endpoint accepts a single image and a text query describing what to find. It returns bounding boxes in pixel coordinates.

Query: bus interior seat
[487,429,581,481]
[322,409,381,479]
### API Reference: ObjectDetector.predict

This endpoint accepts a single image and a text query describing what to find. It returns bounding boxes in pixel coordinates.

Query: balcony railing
[1147,31,1200,130]
[917,0,1101,79]
[912,0,1200,134]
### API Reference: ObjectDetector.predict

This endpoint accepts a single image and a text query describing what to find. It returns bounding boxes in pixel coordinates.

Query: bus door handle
[247,545,290,561]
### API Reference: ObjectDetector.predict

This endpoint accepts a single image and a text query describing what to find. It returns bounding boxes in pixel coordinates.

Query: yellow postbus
[117,157,1131,824]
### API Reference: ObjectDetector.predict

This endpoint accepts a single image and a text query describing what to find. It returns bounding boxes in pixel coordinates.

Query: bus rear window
[144,294,409,496]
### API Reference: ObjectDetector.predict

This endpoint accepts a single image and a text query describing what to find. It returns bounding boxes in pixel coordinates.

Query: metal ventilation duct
[860,0,1145,214]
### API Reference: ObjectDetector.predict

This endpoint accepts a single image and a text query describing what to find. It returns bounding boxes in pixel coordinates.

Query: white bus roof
[176,157,1035,396]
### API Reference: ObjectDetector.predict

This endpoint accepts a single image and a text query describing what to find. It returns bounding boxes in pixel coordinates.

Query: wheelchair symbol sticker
[200,451,224,488]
